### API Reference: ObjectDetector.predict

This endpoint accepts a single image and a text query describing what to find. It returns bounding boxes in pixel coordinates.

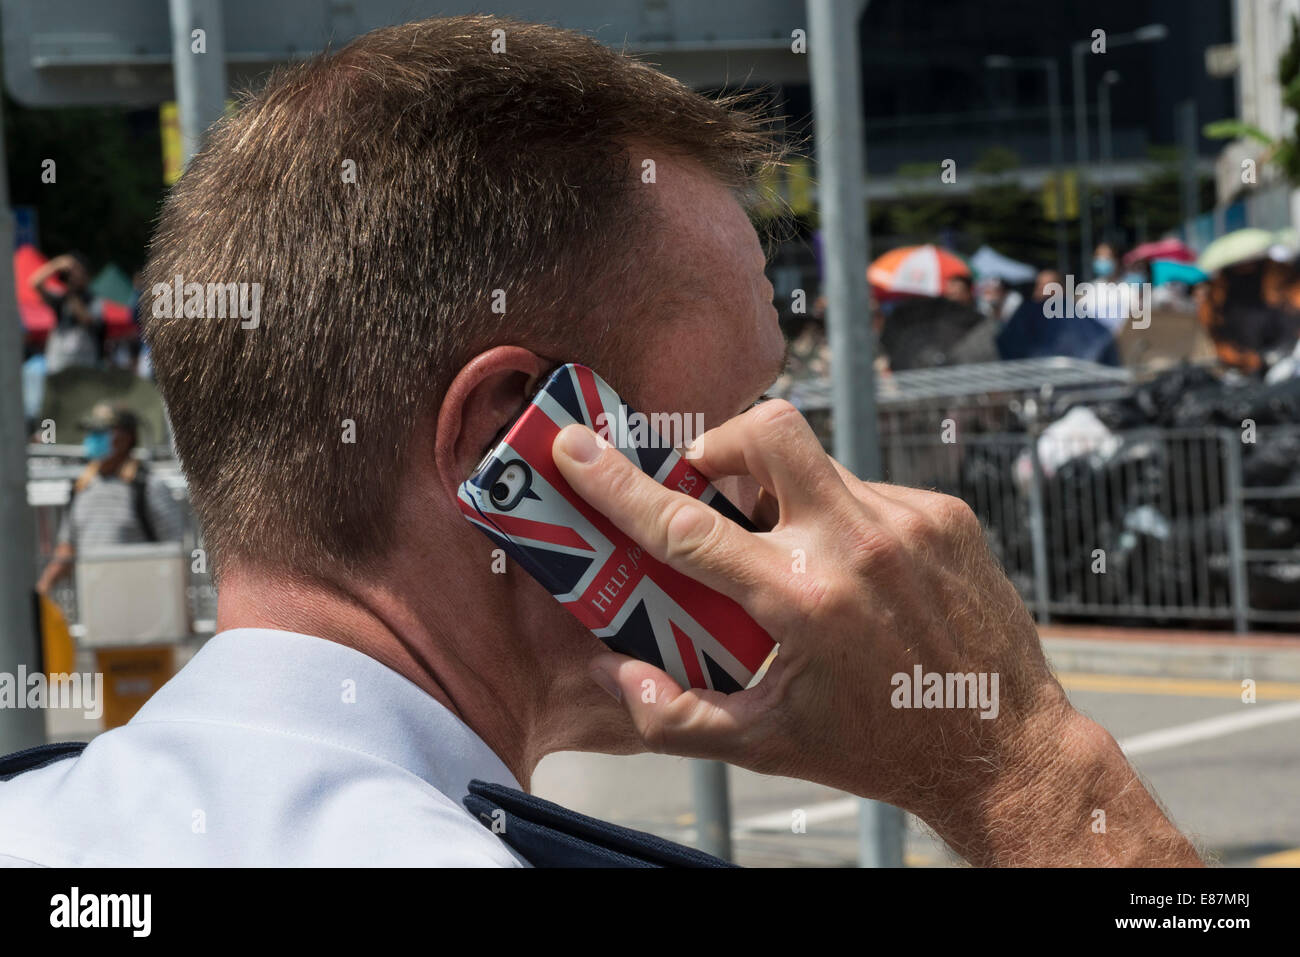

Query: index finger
[686,400,864,522]
[552,424,782,605]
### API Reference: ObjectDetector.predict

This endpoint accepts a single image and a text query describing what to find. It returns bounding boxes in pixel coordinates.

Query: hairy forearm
[933,707,1203,867]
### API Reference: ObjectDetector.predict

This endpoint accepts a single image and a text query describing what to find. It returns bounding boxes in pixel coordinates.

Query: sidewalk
[1041,624,1300,683]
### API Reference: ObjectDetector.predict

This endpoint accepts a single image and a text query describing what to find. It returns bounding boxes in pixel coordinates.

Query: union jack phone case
[458,363,776,693]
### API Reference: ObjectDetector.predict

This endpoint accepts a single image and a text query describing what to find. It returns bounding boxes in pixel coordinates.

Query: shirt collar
[131,627,522,799]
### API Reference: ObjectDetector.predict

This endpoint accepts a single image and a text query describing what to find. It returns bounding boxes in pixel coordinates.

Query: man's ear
[435,346,550,501]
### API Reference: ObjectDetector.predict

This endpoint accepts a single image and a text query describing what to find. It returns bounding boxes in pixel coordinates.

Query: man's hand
[553,401,1201,866]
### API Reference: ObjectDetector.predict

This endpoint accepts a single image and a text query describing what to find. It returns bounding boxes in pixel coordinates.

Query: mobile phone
[457,363,776,693]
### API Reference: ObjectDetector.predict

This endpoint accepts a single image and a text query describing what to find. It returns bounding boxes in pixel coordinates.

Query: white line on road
[1119,700,1300,757]
[734,700,1300,833]
[736,798,860,833]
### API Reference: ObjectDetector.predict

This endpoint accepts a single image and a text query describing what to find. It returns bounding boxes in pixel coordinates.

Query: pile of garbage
[957,365,1300,625]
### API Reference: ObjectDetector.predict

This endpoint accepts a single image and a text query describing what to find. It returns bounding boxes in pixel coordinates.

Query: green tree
[4,95,165,273]
[1203,13,1300,186]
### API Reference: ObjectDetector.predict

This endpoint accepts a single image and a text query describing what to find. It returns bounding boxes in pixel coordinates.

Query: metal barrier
[28,418,1300,635]
[878,424,1300,632]
[27,452,216,635]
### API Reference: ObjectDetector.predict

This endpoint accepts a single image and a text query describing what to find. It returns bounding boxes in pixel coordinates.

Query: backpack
[70,458,157,543]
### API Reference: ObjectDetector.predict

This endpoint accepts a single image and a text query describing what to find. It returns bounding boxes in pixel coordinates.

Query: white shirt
[0,628,526,866]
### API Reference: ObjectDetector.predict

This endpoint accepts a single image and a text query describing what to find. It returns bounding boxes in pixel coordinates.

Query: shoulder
[0,722,521,867]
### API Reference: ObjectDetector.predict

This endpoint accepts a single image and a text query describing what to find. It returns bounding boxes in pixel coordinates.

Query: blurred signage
[786,158,814,216]
[1042,171,1079,221]
[1205,44,1240,79]
[2,0,804,107]
[753,158,817,220]
[12,205,38,247]
[160,102,182,185]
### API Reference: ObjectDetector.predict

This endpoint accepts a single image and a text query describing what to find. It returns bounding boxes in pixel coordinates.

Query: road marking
[738,799,861,833]
[1119,700,1300,757]
[1255,847,1300,867]
[734,697,1300,833]
[1059,672,1300,700]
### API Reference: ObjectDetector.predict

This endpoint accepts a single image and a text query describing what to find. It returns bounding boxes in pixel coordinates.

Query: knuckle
[893,506,935,544]
[845,525,905,576]
[785,574,832,622]
[597,450,644,504]
[753,398,807,436]
[638,713,670,754]
[928,493,982,543]
[809,574,860,620]
[660,499,722,565]
[775,569,860,626]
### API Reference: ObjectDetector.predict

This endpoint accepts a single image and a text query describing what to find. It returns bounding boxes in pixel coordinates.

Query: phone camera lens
[486,460,533,511]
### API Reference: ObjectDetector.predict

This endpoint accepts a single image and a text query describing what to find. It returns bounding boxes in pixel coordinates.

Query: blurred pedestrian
[977,277,1022,321]
[35,402,184,595]
[1092,241,1118,280]
[29,253,105,374]
[999,268,1119,365]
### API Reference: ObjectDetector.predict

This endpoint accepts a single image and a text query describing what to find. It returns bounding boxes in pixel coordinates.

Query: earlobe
[434,346,551,502]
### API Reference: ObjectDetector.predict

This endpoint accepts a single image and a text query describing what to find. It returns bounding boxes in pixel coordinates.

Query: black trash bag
[880,297,986,371]
[1169,376,1300,429]
[957,443,1033,577]
[1089,506,1233,611]
[1248,561,1300,611]
[1089,364,1221,431]
[1243,507,1300,550]
[1241,430,1300,488]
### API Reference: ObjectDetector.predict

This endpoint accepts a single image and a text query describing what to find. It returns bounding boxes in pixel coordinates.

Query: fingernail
[590,666,622,702]
[556,425,603,464]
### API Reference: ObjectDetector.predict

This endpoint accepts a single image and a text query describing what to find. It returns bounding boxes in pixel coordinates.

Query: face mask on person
[1093,258,1116,278]
[83,430,112,461]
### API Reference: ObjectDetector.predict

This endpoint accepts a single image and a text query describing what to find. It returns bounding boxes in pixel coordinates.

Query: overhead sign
[3,0,805,107]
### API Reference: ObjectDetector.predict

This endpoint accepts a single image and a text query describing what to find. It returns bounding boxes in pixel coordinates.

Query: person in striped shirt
[35,402,184,595]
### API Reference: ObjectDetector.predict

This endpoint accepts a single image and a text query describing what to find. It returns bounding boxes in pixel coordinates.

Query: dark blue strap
[465,778,737,868]
[0,741,87,781]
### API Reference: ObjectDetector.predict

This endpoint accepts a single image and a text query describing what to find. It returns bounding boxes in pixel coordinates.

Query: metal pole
[808,0,901,869]
[0,116,45,754]
[1072,42,1092,279]
[1098,75,1114,246]
[690,760,732,859]
[168,0,227,166]
[809,0,882,482]
[1178,99,1200,232]
[1025,403,1052,625]
[1045,59,1069,276]
[1222,431,1250,634]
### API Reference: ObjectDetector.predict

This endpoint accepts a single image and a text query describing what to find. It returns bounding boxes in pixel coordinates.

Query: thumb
[589,652,750,760]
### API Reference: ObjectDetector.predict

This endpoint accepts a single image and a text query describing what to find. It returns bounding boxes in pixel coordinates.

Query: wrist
[939,704,1201,866]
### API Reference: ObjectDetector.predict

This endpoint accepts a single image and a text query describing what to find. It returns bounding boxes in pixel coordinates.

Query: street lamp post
[985,54,1068,275]
[1098,70,1120,247]
[1072,24,1167,279]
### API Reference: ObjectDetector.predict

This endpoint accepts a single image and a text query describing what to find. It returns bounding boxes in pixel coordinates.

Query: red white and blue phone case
[457,363,776,693]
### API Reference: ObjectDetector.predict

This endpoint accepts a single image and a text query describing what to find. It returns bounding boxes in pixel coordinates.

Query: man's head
[1033,269,1062,301]
[144,15,783,585]
[942,274,973,306]
[63,254,91,292]
[80,402,139,465]
[1092,242,1117,279]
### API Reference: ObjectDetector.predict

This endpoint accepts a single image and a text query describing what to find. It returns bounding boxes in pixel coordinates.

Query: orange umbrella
[868,244,970,298]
